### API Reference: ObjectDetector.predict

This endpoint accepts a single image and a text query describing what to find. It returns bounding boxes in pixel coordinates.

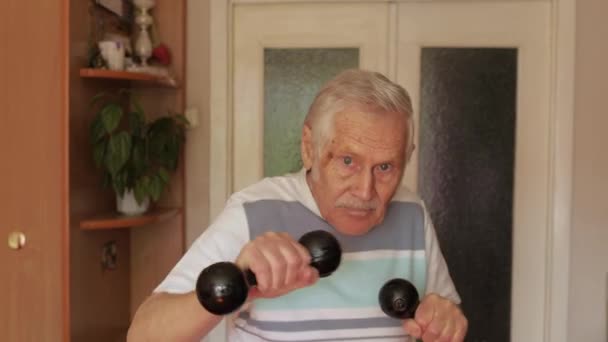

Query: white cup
[98,41,125,71]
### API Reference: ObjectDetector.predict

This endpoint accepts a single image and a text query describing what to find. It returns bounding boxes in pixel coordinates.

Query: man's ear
[301,124,314,170]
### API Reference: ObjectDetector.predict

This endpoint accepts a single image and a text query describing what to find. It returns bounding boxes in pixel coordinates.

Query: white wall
[186,5,228,339]
[185,0,210,247]
[568,0,608,342]
[568,0,608,340]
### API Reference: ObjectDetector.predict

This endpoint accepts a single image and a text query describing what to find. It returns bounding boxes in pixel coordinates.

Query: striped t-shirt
[155,169,460,341]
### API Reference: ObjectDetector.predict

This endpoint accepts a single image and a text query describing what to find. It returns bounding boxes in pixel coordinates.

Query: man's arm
[423,207,461,304]
[127,292,222,342]
[127,199,248,341]
[128,230,319,341]
[401,203,467,341]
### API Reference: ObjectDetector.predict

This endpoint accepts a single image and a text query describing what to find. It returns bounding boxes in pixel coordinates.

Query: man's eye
[342,156,353,166]
[378,163,391,171]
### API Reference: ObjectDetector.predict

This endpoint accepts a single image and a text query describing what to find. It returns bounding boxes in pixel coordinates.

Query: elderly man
[128,69,467,341]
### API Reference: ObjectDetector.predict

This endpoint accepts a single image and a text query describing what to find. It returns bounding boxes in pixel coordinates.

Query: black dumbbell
[196,230,342,315]
[378,278,420,320]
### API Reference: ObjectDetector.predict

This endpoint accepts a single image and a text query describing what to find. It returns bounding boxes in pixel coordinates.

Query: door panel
[419,47,517,341]
[0,0,68,341]
[233,3,389,191]
[263,48,359,177]
[397,3,551,341]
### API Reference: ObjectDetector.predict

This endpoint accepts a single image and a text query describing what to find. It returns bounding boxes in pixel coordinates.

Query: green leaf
[134,177,147,204]
[93,142,106,167]
[112,171,126,196]
[158,167,170,183]
[89,92,108,107]
[90,115,106,144]
[140,175,152,201]
[128,111,145,137]
[149,117,174,135]
[149,174,164,201]
[131,139,147,176]
[100,104,123,133]
[104,132,131,175]
[131,97,144,117]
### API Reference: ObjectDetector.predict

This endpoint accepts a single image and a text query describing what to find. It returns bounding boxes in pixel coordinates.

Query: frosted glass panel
[418,48,517,342]
[264,48,359,177]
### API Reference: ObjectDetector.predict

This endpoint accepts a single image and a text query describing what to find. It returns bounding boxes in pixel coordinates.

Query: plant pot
[117,189,150,216]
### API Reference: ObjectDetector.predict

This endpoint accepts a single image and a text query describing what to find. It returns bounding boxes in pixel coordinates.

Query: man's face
[303,107,409,235]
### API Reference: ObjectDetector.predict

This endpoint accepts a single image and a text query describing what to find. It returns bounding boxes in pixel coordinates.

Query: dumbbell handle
[244,269,257,286]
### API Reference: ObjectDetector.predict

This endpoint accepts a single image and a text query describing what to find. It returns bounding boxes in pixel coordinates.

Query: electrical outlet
[185,107,199,128]
[101,240,118,271]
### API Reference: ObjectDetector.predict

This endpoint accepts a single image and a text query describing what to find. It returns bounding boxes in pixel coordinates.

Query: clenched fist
[403,294,468,341]
[236,232,320,299]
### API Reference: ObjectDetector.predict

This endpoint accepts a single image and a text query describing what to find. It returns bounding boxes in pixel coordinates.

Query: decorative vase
[133,0,155,66]
[117,189,150,216]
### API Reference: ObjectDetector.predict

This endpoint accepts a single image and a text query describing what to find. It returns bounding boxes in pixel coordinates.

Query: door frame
[207,0,575,340]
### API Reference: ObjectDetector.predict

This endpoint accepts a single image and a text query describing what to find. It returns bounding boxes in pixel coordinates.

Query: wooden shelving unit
[79,68,178,88]
[79,208,181,230]
[68,2,187,338]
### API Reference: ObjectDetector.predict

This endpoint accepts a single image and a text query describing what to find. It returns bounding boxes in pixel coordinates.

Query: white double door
[222,1,552,341]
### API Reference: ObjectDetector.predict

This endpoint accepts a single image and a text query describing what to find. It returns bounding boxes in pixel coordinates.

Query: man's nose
[352,169,374,201]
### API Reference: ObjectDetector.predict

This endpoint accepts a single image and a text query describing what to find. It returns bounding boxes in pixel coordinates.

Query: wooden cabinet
[0,1,68,340]
[0,1,186,341]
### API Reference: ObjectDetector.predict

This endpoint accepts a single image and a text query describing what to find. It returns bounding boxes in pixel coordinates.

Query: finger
[269,267,318,299]
[291,236,313,277]
[452,328,465,342]
[290,234,312,266]
[415,295,438,329]
[278,243,301,287]
[416,295,440,342]
[451,317,468,342]
[421,328,439,342]
[402,319,422,338]
[278,234,305,286]
[425,314,445,338]
[308,267,320,284]
[438,319,455,342]
[296,266,319,286]
[244,244,272,291]
[248,286,262,299]
[257,237,287,291]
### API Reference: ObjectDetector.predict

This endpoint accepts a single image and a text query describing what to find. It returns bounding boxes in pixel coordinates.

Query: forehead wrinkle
[333,109,406,145]
[333,120,406,153]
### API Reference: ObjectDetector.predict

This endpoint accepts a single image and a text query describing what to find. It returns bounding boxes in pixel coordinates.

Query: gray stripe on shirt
[235,324,408,342]
[237,311,402,332]
[243,201,425,252]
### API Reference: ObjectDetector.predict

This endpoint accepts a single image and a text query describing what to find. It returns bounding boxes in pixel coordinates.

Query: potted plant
[89,90,188,215]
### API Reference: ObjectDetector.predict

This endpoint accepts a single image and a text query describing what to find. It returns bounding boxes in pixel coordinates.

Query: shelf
[80,208,181,230]
[79,68,178,88]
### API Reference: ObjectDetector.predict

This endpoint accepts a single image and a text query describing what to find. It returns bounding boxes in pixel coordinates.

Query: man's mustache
[335,198,379,210]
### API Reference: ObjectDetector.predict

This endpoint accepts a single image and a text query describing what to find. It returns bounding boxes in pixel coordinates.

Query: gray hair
[304,69,415,159]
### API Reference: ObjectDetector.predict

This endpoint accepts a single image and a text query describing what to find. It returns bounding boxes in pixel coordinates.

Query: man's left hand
[402,293,468,341]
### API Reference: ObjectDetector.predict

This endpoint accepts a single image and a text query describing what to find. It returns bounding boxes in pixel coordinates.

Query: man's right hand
[235,231,319,299]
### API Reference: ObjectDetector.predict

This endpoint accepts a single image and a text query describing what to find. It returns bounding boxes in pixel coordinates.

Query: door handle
[8,231,26,250]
